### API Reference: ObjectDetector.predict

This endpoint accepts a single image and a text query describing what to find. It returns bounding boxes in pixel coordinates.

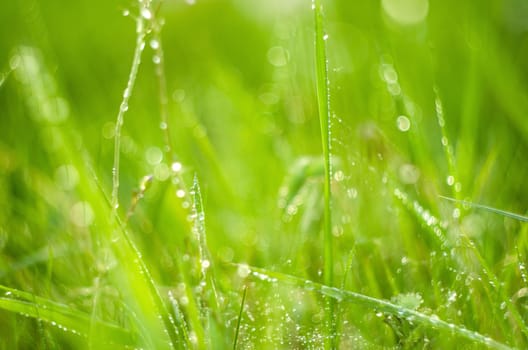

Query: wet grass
[1,0,528,348]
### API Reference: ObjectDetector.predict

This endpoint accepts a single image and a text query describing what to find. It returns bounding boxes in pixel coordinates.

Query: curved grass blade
[0,285,135,347]
[439,196,528,222]
[241,265,512,350]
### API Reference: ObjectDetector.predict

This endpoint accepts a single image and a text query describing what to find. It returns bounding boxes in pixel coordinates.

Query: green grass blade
[242,265,512,350]
[313,0,335,347]
[313,0,333,289]
[0,285,135,347]
[439,196,528,222]
[232,286,247,350]
[111,6,147,216]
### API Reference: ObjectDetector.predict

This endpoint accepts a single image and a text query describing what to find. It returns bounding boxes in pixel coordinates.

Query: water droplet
[171,162,182,173]
[237,264,251,278]
[149,39,160,49]
[154,163,170,181]
[396,115,411,132]
[399,163,420,184]
[122,9,130,17]
[447,290,457,303]
[70,201,95,228]
[380,63,398,84]
[333,170,345,182]
[102,122,115,139]
[145,146,163,165]
[176,189,186,198]
[446,175,455,186]
[382,0,429,25]
[141,8,152,20]
[347,187,358,199]
[441,136,449,146]
[267,46,289,67]
[152,55,161,64]
[323,34,329,40]
[332,225,344,237]
[120,102,128,112]
[55,164,79,190]
[159,121,167,130]
[201,259,210,269]
[172,89,186,102]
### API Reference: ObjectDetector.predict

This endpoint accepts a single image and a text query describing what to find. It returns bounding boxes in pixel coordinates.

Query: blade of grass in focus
[313,0,335,347]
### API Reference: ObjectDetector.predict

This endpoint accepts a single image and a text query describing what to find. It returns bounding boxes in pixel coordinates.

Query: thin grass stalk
[313,0,335,347]
[111,4,148,217]
[233,286,247,350]
[151,5,174,161]
[434,89,461,202]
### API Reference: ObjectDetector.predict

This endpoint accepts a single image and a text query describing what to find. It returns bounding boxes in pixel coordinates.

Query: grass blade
[313,0,335,347]
[439,196,528,222]
[0,285,135,347]
[233,286,247,350]
[243,265,512,350]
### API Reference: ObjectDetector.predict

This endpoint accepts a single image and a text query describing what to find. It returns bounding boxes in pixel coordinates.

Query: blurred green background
[1,0,528,348]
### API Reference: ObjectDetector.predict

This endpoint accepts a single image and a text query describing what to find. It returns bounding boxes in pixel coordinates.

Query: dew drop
[145,146,163,165]
[237,264,250,278]
[149,39,160,50]
[347,187,358,199]
[201,259,210,269]
[55,164,79,190]
[154,163,170,181]
[382,0,429,25]
[70,201,95,228]
[171,162,182,172]
[141,8,152,20]
[396,115,411,132]
[267,46,289,67]
[333,170,345,182]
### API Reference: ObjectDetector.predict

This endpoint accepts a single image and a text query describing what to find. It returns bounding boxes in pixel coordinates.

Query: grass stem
[313,0,335,347]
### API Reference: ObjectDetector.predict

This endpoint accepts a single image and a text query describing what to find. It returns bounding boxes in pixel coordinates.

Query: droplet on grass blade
[382,0,429,25]
[396,115,411,131]
[145,146,163,165]
[267,46,289,67]
[55,164,79,190]
[140,8,152,20]
[70,201,94,228]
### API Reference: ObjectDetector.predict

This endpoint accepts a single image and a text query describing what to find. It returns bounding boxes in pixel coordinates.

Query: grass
[1,0,528,348]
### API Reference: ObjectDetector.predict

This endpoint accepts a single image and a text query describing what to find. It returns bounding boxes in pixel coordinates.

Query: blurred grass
[1,0,528,348]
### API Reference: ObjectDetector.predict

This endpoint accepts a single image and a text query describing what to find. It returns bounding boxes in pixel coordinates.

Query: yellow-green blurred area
[1,0,528,348]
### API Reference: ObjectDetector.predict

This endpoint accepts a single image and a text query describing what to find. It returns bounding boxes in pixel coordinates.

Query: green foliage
[1,0,528,348]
